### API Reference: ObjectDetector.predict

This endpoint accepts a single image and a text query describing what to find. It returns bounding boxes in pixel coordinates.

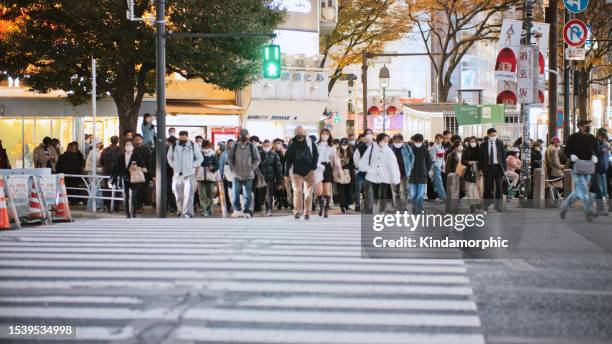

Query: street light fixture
[379,65,390,133]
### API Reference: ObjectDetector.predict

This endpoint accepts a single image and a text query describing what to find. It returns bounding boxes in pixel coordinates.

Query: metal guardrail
[61,174,124,213]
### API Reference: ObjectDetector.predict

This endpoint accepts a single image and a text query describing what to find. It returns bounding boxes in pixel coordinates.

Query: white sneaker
[243,212,252,218]
[231,210,244,218]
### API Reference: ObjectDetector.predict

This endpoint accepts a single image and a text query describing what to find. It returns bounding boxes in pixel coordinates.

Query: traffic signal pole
[155,0,167,218]
[520,0,534,204]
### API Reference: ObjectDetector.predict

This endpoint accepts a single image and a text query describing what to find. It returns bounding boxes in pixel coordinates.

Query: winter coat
[228,141,261,181]
[56,152,84,175]
[167,140,204,177]
[84,148,103,174]
[429,143,446,170]
[285,137,319,177]
[531,149,543,171]
[33,144,57,170]
[410,144,433,185]
[445,151,462,175]
[0,147,11,169]
[394,143,414,178]
[595,140,610,174]
[218,150,228,181]
[565,132,596,162]
[141,122,156,147]
[110,152,146,187]
[100,145,122,176]
[359,143,401,185]
[259,150,282,184]
[199,150,219,182]
[353,142,371,173]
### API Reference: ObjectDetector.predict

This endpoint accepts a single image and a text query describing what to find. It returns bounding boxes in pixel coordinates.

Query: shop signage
[273,0,319,32]
[563,19,588,47]
[517,45,535,104]
[454,104,505,126]
[246,114,298,121]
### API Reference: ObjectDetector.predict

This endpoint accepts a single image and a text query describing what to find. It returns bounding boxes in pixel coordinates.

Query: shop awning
[245,100,328,122]
[166,100,245,116]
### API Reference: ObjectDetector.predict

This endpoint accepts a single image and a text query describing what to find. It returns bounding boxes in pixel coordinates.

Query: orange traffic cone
[0,178,11,230]
[27,179,45,222]
[53,175,72,222]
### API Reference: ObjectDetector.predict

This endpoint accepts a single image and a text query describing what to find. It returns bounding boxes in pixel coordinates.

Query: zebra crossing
[0,216,485,343]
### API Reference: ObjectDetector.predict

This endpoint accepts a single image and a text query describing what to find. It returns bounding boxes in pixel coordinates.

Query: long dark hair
[317,129,333,146]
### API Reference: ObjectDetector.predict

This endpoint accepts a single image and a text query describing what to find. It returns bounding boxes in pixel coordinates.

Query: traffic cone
[27,178,45,222]
[53,175,72,222]
[0,178,12,230]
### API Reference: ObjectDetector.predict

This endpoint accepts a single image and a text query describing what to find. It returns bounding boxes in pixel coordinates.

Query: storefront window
[82,117,119,147]
[0,118,24,168]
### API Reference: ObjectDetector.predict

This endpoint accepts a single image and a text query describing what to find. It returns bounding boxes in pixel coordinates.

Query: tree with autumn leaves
[0,1,283,139]
[407,0,519,102]
[319,0,410,94]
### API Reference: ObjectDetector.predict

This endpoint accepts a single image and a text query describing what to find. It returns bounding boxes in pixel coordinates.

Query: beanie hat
[495,48,517,72]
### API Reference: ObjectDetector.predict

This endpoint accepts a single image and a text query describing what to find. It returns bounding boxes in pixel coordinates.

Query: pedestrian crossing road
[0,216,485,343]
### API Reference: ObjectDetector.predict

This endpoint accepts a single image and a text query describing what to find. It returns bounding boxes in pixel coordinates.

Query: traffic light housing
[263,44,281,79]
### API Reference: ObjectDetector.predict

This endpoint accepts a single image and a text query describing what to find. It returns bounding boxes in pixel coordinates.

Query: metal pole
[382,87,386,134]
[362,51,368,133]
[563,9,571,143]
[520,0,533,202]
[547,0,558,141]
[155,0,167,218]
[91,58,97,213]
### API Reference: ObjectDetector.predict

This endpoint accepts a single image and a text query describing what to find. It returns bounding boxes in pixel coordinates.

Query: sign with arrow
[563,19,588,47]
[563,0,589,13]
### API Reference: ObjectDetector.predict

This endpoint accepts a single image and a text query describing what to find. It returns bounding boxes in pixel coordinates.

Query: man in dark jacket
[408,134,432,214]
[478,128,507,212]
[560,120,598,221]
[259,140,283,216]
[285,126,319,220]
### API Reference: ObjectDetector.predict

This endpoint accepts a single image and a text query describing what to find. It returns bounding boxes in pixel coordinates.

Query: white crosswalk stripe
[0,216,485,343]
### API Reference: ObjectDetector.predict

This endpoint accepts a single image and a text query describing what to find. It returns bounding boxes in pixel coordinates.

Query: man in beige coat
[545,137,565,188]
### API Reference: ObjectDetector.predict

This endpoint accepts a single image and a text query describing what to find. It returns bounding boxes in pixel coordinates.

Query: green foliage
[0,0,284,131]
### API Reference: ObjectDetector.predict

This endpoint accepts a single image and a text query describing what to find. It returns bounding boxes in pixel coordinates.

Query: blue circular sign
[563,0,589,13]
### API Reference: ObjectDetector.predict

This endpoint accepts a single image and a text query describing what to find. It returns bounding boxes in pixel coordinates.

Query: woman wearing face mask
[259,140,283,216]
[461,137,481,212]
[272,139,290,210]
[445,141,466,198]
[408,134,432,214]
[359,133,400,214]
[196,140,219,217]
[315,129,343,217]
[531,141,543,172]
[336,138,355,213]
[110,140,146,218]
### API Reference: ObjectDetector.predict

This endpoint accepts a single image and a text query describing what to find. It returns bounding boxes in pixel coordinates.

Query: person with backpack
[228,129,261,218]
[259,140,283,216]
[285,126,319,220]
[167,131,204,218]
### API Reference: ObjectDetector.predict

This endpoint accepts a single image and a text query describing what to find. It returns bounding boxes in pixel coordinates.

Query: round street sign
[563,19,588,47]
[563,0,589,13]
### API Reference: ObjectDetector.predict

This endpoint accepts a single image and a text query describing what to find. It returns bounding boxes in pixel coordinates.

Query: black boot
[317,196,323,217]
[324,196,330,218]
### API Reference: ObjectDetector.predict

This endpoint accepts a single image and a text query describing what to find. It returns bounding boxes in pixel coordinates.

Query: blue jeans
[593,173,608,199]
[410,183,426,214]
[432,165,446,200]
[561,170,593,215]
[233,178,253,213]
[354,172,366,208]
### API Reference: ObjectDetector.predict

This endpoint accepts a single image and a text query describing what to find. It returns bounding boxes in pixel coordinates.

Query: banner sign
[6,175,29,216]
[517,46,536,104]
[454,104,505,126]
[39,175,58,207]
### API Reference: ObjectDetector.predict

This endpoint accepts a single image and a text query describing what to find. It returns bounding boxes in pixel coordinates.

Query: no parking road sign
[563,19,588,47]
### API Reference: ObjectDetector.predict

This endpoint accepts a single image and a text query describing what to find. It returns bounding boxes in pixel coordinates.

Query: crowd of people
[3,114,610,222]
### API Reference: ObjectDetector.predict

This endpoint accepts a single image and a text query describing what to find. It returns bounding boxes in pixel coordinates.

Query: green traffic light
[263,44,281,79]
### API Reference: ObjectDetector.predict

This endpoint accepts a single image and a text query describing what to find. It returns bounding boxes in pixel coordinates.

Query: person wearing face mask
[353,129,375,212]
[407,134,432,214]
[445,141,464,179]
[560,120,598,221]
[390,134,414,211]
[167,131,204,218]
[228,129,261,218]
[110,140,146,218]
[258,140,283,216]
[461,137,481,212]
[273,139,290,210]
[216,141,234,214]
[428,134,447,201]
[593,128,610,216]
[195,140,219,217]
[359,133,400,214]
[141,113,156,147]
[314,129,342,218]
[285,126,319,220]
[545,137,564,190]
[347,133,357,147]
[168,127,177,138]
[531,141,543,172]
[478,128,507,212]
[335,138,355,213]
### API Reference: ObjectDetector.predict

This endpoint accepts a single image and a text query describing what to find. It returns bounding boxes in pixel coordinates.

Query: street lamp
[379,65,390,133]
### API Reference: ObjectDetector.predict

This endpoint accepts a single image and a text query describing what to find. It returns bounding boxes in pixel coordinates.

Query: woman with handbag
[315,129,343,218]
[336,138,355,213]
[110,140,146,218]
[461,137,481,212]
[445,141,466,198]
[196,140,219,217]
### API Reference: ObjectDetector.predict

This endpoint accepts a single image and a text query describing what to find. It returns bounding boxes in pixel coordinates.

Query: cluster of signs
[562,0,590,60]
[494,20,549,106]
[453,104,505,126]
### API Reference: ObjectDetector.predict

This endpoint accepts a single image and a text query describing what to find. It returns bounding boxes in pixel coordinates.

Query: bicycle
[545,176,564,208]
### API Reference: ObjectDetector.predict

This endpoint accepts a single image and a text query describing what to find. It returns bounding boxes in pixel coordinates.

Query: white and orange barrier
[0,175,21,230]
